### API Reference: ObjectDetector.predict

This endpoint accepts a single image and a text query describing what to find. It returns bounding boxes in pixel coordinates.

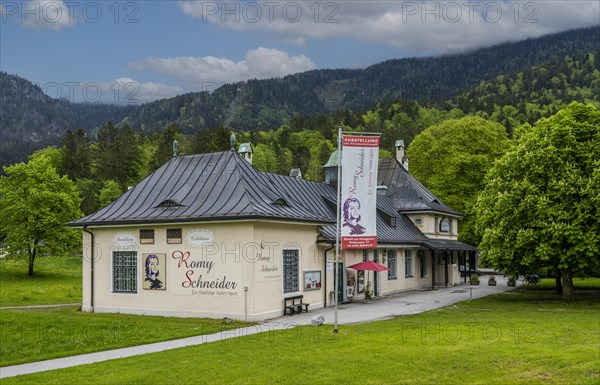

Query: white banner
[341,135,379,249]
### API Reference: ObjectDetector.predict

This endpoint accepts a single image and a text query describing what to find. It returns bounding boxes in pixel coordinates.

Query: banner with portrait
[341,135,379,249]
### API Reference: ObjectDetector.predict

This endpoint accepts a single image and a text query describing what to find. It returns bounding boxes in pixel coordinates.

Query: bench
[284,295,310,316]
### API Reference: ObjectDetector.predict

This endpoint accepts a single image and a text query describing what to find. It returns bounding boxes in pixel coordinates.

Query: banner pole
[334,126,342,333]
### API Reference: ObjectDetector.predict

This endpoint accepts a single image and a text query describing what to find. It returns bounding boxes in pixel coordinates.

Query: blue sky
[1,1,598,104]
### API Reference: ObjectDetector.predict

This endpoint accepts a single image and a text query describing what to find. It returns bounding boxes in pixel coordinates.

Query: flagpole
[334,126,342,333]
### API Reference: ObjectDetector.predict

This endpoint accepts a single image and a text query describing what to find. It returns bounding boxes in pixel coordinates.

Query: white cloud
[61,78,184,104]
[178,1,600,54]
[130,47,316,87]
[2,0,76,31]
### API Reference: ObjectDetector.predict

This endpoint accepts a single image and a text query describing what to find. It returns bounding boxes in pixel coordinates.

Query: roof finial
[172,139,179,157]
[230,132,236,151]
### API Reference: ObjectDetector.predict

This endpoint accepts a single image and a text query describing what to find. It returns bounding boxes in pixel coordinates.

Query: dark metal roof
[378,158,463,217]
[422,239,478,251]
[69,151,476,252]
[70,151,334,227]
[319,195,429,245]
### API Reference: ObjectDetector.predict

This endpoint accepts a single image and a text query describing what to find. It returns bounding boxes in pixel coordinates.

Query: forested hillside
[448,52,600,134]
[1,26,599,168]
[124,26,600,132]
[0,73,133,167]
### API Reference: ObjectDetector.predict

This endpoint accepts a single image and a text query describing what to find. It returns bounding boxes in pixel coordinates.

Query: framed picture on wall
[142,253,166,290]
[303,271,322,290]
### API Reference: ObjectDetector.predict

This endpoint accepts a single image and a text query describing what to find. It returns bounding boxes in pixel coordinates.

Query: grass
[0,255,82,307]
[0,306,249,367]
[3,280,599,385]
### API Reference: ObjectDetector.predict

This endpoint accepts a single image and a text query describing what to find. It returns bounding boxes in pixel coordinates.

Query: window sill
[388,277,398,280]
[405,275,414,278]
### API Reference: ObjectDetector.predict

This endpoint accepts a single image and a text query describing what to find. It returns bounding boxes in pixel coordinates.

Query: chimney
[237,143,253,165]
[395,140,409,170]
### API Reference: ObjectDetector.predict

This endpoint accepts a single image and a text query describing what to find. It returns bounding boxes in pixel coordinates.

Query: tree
[151,123,182,170]
[189,125,232,154]
[60,129,91,180]
[407,116,511,245]
[475,103,600,302]
[0,156,82,276]
[98,179,123,207]
[94,122,140,189]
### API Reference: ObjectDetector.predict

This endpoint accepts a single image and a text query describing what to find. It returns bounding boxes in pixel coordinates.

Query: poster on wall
[142,253,166,290]
[341,135,379,249]
[304,271,322,290]
[357,270,365,293]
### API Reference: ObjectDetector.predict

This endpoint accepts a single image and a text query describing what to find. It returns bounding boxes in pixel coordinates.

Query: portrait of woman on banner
[342,197,366,235]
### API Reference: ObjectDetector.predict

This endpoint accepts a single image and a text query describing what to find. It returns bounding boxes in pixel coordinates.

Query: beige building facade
[72,147,476,321]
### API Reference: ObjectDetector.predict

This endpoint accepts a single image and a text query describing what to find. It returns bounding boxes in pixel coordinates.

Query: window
[362,249,368,261]
[167,228,182,244]
[112,251,137,293]
[414,218,422,226]
[283,249,299,293]
[439,218,450,233]
[140,229,154,244]
[418,249,428,278]
[387,250,397,279]
[405,249,414,278]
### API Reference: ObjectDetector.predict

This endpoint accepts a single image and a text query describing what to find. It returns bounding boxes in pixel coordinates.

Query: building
[69,144,476,321]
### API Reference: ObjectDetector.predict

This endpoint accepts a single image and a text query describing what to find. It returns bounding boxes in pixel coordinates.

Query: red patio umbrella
[347,260,390,272]
[347,260,390,299]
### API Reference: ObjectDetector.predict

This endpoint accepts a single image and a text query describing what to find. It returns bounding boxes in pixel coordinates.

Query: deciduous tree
[0,156,82,276]
[475,103,600,301]
[407,116,511,245]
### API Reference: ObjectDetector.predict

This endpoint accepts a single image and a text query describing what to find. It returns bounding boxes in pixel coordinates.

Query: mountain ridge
[1,26,599,167]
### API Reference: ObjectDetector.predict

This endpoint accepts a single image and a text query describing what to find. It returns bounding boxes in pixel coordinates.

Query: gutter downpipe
[323,245,334,307]
[83,226,94,311]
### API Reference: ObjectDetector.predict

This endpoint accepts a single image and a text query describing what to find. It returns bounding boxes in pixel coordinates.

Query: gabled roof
[70,151,333,227]
[378,158,462,217]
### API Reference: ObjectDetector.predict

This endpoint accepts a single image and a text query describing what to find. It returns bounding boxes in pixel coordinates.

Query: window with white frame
[283,249,299,293]
[405,249,414,278]
[112,251,137,293]
[387,249,397,279]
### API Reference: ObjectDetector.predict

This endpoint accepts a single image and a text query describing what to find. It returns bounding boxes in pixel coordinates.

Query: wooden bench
[284,295,310,316]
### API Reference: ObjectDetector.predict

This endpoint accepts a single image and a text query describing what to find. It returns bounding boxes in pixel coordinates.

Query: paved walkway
[0,276,517,379]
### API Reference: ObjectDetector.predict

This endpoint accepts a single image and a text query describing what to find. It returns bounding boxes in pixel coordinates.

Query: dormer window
[273,198,288,206]
[157,199,181,208]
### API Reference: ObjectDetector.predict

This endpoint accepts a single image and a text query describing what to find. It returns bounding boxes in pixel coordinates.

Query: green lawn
[0,255,81,307]
[0,307,249,367]
[3,281,599,385]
